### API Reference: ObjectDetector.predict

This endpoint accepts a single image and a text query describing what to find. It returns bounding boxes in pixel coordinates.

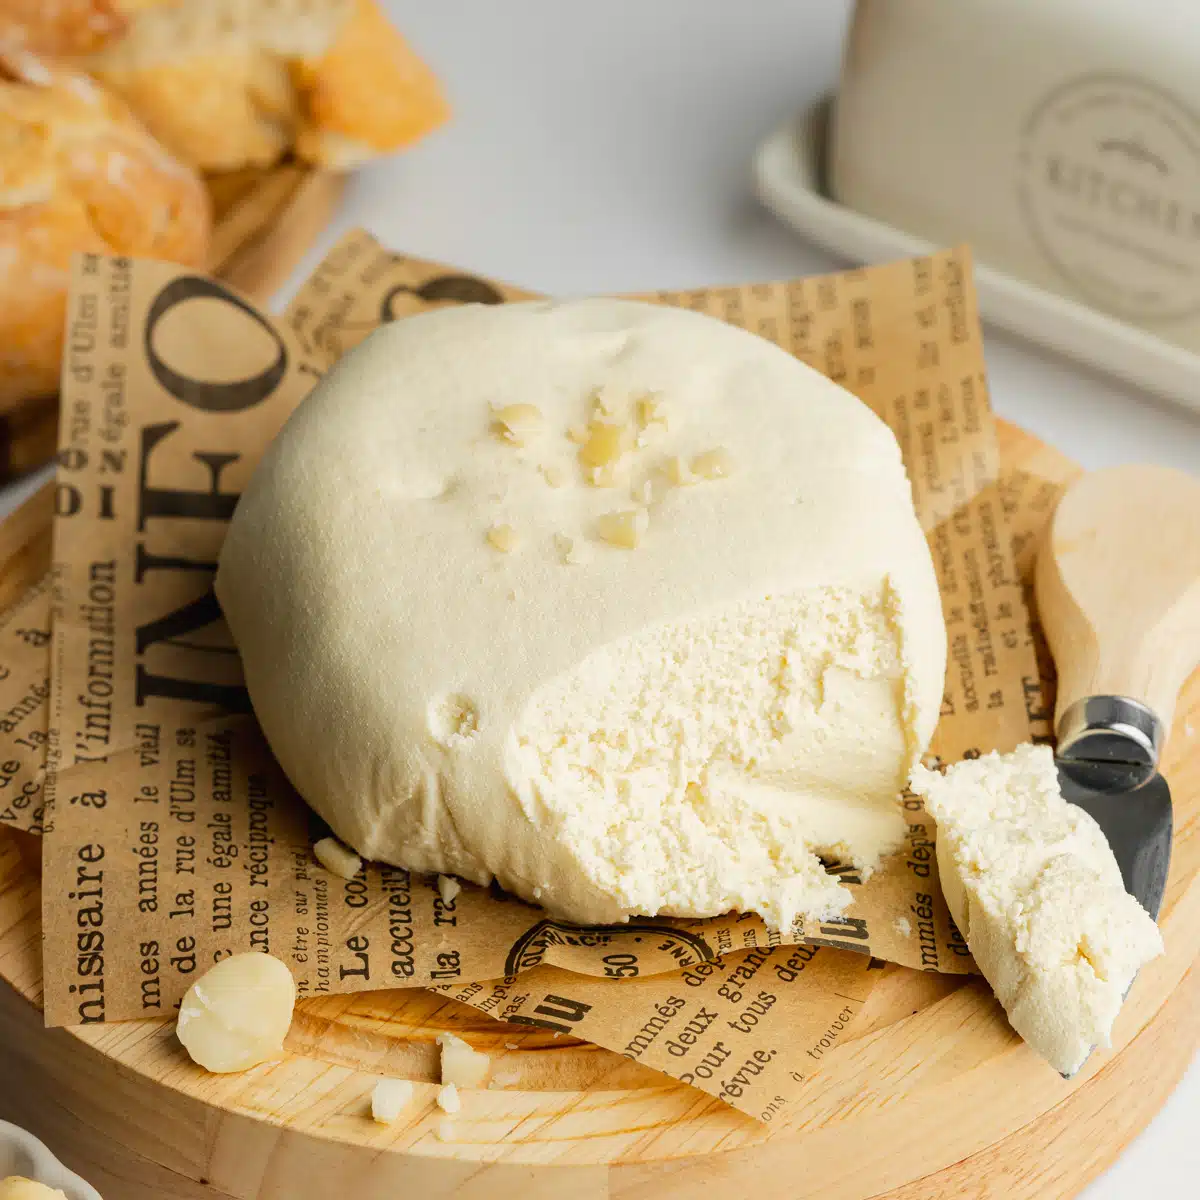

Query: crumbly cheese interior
[217,298,947,929]
[509,588,910,928]
[912,744,1164,1076]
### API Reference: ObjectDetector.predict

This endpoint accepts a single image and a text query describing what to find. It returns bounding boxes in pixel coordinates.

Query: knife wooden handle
[1035,463,1200,750]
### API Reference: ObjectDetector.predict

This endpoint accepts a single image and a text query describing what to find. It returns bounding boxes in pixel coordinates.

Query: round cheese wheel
[216,299,946,928]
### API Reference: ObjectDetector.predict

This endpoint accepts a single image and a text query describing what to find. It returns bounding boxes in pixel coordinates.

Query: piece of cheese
[911,744,1164,1076]
[0,1180,68,1200]
[217,299,946,929]
[437,1031,489,1088]
[370,1077,414,1124]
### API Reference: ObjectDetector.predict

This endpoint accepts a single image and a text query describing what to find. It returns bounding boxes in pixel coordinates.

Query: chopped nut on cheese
[635,394,669,432]
[486,523,519,553]
[664,455,695,486]
[313,836,362,879]
[578,420,628,469]
[554,533,587,565]
[596,508,648,549]
[691,447,735,480]
[492,403,543,445]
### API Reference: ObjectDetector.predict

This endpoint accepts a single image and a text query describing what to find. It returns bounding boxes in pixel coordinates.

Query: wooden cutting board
[0,420,1197,1200]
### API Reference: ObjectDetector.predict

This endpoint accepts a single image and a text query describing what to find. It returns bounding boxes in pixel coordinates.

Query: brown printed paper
[440,946,879,1123]
[0,578,52,833]
[32,235,1048,1119]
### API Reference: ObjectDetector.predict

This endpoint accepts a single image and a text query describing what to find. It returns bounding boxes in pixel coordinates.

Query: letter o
[144,276,288,412]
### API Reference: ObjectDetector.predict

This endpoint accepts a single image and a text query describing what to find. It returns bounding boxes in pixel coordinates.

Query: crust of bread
[0,50,210,406]
[85,0,446,171]
[0,1,127,56]
[292,0,449,168]
[92,49,299,171]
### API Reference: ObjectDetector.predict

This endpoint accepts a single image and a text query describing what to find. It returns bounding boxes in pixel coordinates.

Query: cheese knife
[1035,463,1200,919]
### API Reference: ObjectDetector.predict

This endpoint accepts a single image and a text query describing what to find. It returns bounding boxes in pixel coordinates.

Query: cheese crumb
[664,455,695,486]
[313,836,361,879]
[691,447,735,480]
[893,916,912,937]
[504,1042,519,1050]
[578,421,628,469]
[436,1082,461,1114]
[554,533,587,565]
[635,393,669,434]
[370,1077,414,1123]
[437,874,461,904]
[176,953,295,1073]
[438,1032,490,1088]
[596,508,648,549]
[487,523,519,553]
[911,745,1164,1076]
[492,403,543,445]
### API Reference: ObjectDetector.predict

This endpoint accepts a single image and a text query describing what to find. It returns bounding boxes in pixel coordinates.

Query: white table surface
[13,0,1197,1193]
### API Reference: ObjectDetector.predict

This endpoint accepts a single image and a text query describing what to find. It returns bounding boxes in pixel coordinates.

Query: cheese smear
[217,298,946,928]
[912,744,1164,1076]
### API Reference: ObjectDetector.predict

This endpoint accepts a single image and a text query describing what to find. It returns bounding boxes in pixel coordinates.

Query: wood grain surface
[0,421,1196,1200]
[1036,464,1200,740]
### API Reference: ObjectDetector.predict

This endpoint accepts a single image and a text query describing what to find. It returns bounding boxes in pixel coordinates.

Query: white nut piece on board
[437,1031,490,1088]
[176,952,296,1073]
[313,835,362,879]
[370,1077,414,1124]
[436,1082,461,1114]
[0,1180,69,1200]
[436,874,461,904]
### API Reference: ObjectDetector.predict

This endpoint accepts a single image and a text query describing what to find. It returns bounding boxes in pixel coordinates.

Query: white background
[11,0,1197,1193]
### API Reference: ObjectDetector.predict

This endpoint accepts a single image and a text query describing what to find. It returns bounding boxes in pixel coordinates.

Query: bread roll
[0,1,126,56]
[0,47,210,407]
[85,0,448,171]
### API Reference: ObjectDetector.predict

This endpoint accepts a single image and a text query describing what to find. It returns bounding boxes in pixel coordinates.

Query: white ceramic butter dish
[755,96,1200,417]
[0,1121,102,1200]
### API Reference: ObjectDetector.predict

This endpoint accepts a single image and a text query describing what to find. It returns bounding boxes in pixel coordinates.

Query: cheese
[370,1077,414,1124]
[437,1031,490,1088]
[216,298,946,928]
[911,744,1164,1076]
[0,1181,68,1200]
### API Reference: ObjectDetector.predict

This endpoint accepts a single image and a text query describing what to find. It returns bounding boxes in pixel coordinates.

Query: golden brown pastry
[85,0,449,171]
[0,1,127,56]
[0,47,210,407]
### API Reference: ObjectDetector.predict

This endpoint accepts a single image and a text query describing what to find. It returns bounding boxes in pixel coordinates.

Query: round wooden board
[1,421,1198,1200]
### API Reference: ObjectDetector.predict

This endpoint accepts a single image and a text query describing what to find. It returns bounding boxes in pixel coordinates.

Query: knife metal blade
[1055,696,1172,919]
[1056,760,1172,919]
